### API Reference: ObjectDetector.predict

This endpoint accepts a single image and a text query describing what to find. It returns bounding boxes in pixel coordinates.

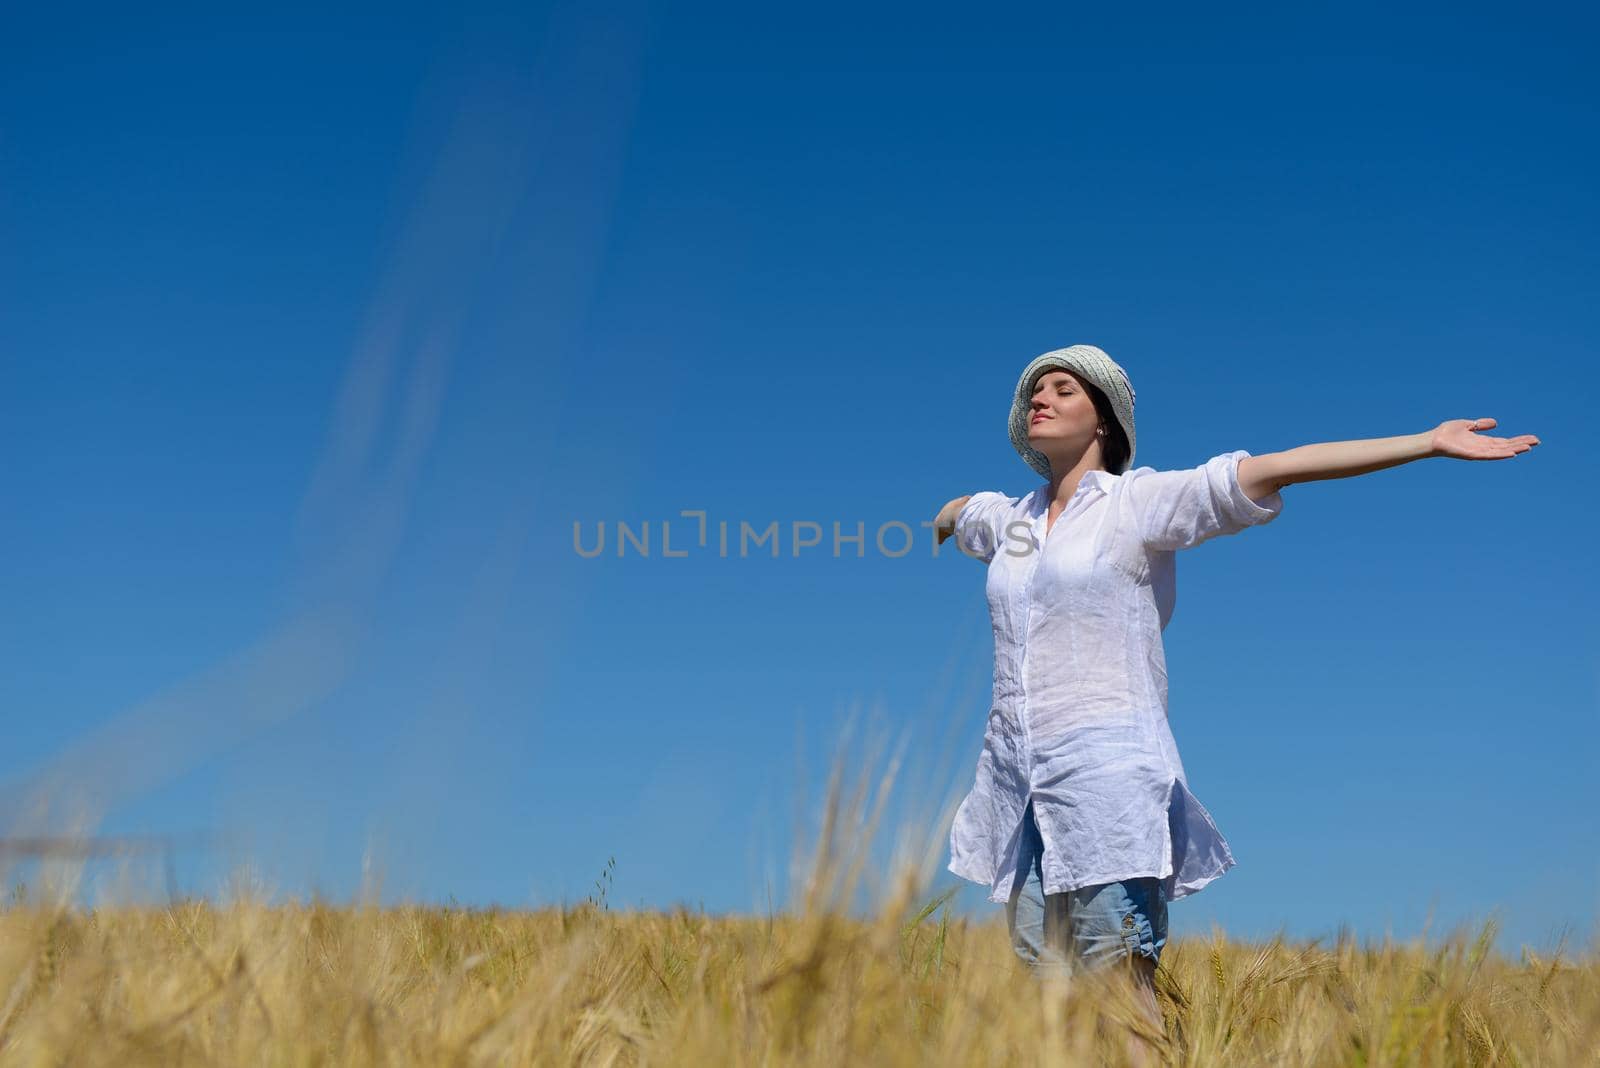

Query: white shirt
[947,450,1285,903]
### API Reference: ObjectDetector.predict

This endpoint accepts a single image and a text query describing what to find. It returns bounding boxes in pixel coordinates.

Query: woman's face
[1027,370,1101,460]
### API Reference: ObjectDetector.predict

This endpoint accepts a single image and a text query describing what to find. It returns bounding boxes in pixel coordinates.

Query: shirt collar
[1031,468,1117,512]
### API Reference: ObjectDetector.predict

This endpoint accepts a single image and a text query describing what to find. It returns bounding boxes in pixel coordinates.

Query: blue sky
[1,2,1594,958]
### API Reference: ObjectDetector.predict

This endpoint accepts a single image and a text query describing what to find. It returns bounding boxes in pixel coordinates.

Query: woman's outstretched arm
[933,495,972,546]
[1237,418,1542,501]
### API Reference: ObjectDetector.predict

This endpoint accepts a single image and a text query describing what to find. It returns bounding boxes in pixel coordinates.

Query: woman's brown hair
[1084,380,1132,474]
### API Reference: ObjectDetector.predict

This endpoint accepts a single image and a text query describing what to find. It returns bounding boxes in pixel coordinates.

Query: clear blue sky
[2,2,1594,958]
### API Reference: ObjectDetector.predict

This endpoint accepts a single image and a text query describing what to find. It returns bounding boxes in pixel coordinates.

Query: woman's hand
[1427,418,1542,461]
[934,495,973,546]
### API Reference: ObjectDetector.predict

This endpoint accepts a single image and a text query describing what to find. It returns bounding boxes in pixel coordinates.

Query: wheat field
[2,764,1594,1066]
[0,890,1595,1066]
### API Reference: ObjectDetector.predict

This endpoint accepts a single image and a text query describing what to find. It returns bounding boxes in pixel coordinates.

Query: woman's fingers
[1464,418,1541,451]
[1466,418,1542,442]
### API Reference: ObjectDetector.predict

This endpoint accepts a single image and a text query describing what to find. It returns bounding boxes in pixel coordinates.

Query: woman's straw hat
[1008,345,1138,478]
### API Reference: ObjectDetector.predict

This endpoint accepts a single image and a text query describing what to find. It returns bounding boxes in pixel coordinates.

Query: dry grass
[2,758,1594,1066]
[0,894,1594,1066]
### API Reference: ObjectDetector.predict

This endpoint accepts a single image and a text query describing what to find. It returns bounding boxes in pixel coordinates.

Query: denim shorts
[1005,798,1169,977]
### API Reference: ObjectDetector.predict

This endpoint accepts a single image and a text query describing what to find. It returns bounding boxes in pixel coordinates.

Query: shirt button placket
[1017,517,1044,782]
[1019,484,1085,792]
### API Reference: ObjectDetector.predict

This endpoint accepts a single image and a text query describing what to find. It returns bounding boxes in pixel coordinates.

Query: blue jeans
[1006,799,1169,978]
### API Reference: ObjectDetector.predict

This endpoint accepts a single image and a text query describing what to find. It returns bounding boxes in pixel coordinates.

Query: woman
[933,344,1540,1038]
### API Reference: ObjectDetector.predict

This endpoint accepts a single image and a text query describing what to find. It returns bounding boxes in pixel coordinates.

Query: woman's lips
[1031,414,1050,423]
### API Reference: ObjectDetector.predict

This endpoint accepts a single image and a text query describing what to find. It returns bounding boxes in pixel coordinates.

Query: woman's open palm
[1430,418,1541,461]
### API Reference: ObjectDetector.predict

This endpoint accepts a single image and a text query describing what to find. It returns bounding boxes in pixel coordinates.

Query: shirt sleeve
[953,491,1020,563]
[1122,449,1284,552]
